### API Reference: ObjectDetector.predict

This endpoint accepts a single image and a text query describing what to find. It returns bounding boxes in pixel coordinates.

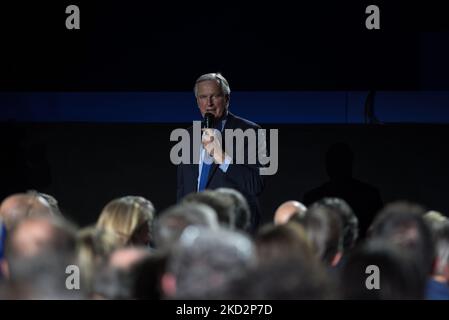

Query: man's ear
[161,272,176,298]
[436,257,449,280]
[0,259,10,279]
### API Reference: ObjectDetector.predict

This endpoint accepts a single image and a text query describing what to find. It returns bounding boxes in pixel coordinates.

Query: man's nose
[207,96,214,105]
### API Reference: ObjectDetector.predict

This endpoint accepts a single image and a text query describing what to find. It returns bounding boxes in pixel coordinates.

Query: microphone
[202,112,215,129]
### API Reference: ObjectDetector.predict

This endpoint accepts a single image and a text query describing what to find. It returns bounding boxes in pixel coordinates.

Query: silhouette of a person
[303,143,383,239]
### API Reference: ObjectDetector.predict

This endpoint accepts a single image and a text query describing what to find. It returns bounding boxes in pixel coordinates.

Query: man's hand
[202,128,227,164]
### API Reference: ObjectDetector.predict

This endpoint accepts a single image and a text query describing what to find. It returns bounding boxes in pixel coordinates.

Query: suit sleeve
[221,123,266,196]
[223,164,265,196]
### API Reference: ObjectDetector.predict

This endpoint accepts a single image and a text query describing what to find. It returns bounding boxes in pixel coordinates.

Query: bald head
[13,219,55,257]
[7,216,76,259]
[2,216,77,295]
[274,201,307,225]
[0,194,54,230]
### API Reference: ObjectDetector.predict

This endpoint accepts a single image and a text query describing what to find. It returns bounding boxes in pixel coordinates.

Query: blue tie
[198,120,224,191]
[198,156,211,191]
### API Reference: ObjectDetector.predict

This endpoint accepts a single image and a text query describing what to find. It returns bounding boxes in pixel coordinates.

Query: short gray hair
[153,203,219,250]
[167,226,255,298]
[194,72,231,98]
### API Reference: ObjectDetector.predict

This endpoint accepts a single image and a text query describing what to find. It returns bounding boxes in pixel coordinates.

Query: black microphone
[202,112,215,129]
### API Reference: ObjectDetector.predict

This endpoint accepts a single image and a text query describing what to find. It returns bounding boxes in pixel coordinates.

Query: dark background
[1,123,449,228]
[1,1,449,228]
[1,1,449,90]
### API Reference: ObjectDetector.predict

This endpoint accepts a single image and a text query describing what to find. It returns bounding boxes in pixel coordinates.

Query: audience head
[93,248,163,300]
[154,202,218,251]
[316,197,359,250]
[341,239,426,299]
[91,247,152,300]
[76,225,127,295]
[273,200,307,225]
[423,211,449,280]
[182,190,235,228]
[0,193,55,230]
[5,216,76,263]
[222,230,334,299]
[424,210,448,236]
[162,226,255,299]
[27,190,62,216]
[301,203,344,266]
[368,201,434,278]
[255,222,315,263]
[215,188,251,232]
[129,253,168,300]
[96,196,155,248]
[430,223,449,280]
[1,215,79,298]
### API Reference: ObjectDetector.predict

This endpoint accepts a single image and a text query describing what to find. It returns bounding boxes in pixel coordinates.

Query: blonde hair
[96,196,155,247]
[76,226,118,294]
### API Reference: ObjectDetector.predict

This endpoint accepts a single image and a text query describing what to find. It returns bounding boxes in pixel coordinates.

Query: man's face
[196,80,229,119]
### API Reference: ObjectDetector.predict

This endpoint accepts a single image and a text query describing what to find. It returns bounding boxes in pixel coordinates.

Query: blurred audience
[0,188,447,300]
[368,201,434,283]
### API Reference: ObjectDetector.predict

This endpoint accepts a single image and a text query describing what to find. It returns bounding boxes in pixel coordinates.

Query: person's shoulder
[303,184,329,204]
[227,112,261,129]
[350,179,380,194]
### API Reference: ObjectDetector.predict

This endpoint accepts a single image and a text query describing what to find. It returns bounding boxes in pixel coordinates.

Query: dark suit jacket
[176,112,265,228]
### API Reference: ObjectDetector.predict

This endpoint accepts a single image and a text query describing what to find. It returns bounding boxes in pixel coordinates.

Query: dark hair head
[181,190,235,228]
[316,197,359,250]
[215,188,251,232]
[301,203,343,264]
[129,253,168,300]
[368,201,434,277]
[255,222,315,263]
[341,239,426,299]
[221,255,335,299]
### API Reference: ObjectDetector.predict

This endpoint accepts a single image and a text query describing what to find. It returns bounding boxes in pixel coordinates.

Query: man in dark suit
[176,73,265,231]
